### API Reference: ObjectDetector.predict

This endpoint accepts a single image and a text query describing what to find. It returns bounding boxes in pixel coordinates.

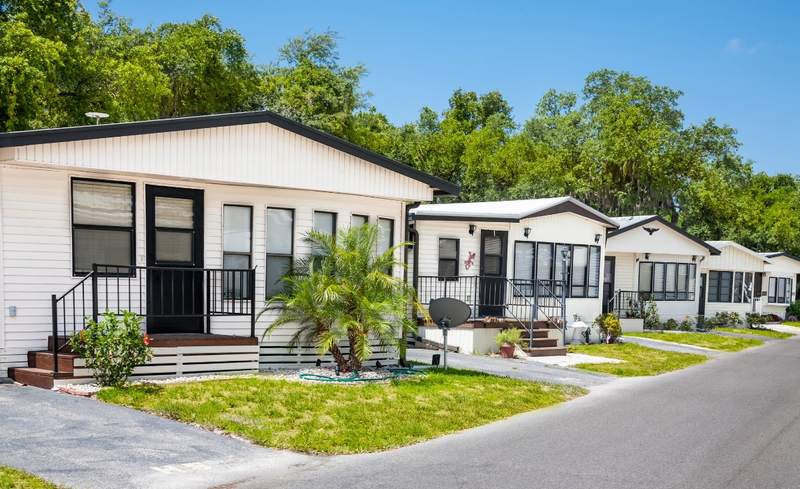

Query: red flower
[143,334,151,346]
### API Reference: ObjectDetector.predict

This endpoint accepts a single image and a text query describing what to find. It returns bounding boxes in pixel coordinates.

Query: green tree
[261,225,417,372]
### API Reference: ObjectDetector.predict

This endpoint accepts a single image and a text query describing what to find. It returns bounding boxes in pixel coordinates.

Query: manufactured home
[409,197,617,355]
[0,110,457,387]
[605,215,720,327]
[700,241,770,318]
[759,252,800,319]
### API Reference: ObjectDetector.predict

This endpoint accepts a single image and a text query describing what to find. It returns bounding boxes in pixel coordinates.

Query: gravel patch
[56,367,421,396]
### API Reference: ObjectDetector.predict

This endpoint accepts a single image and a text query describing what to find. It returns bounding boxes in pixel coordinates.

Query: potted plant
[495,328,523,358]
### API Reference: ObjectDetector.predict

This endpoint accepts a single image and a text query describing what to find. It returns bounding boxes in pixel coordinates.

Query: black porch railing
[608,290,649,319]
[416,275,566,346]
[50,264,257,373]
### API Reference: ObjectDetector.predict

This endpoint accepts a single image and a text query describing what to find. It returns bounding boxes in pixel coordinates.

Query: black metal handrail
[416,275,566,346]
[50,263,257,373]
[608,290,648,319]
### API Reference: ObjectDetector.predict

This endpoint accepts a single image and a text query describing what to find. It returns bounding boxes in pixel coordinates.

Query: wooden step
[530,320,559,330]
[521,338,558,348]
[47,335,74,353]
[28,351,79,373]
[520,329,551,339]
[523,346,567,357]
[8,367,73,389]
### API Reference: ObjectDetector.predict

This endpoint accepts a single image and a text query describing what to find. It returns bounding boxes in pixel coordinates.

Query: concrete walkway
[406,348,613,387]
[0,386,312,489]
[620,334,722,355]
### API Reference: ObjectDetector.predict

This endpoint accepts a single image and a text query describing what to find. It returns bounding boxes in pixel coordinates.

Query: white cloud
[725,38,766,55]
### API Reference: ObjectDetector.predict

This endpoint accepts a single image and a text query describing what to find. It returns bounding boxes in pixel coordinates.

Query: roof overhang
[607,215,720,255]
[0,110,460,196]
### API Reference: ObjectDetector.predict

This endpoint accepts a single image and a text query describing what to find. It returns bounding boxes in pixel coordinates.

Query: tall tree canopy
[1,0,798,254]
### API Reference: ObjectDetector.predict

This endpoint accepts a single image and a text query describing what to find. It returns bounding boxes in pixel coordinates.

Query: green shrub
[663,318,679,330]
[495,328,523,347]
[728,312,742,327]
[643,298,660,330]
[678,318,694,331]
[745,312,766,328]
[69,310,152,387]
[593,313,622,343]
[786,301,800,320]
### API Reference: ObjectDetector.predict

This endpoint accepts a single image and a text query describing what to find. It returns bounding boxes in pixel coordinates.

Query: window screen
[72,179,135,275]
[223,205,252,299]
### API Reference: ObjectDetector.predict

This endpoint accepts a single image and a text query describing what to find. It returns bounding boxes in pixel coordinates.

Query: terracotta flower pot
[499,343,516,358]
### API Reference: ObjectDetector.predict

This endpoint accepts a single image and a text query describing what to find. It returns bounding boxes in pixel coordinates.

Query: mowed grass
[783,321,800,328]
[98,370,586,454]
[0,466,60,489]
[626,331,763,352]
[715,327,794,339]
[568,343,707,377]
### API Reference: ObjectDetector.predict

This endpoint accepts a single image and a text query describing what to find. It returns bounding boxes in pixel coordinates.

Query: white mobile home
[409,197,617,354]
[760,252,800,319]
[701,241,770,318]
[0,110,457,386]
[605,215,720,326]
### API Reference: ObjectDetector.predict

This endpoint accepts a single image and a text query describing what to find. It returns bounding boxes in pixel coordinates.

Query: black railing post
[51,294,59,374]
[249,269,256,338]
[205,270,212,334]
[91,264,98,323]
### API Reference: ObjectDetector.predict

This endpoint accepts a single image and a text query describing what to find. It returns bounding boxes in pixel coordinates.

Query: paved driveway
[406,348,613,387]
[0,386,312,489]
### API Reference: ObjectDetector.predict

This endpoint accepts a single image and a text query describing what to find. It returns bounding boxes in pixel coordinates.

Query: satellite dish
[429,298,471,329]
[85,112,109,125]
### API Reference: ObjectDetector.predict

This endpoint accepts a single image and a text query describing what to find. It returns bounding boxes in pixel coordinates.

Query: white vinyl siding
[0,165,406,372]
[10,122,433,202]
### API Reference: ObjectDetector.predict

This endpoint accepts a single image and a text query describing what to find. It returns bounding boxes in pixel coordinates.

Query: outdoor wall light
[645,253,651,260]
[692,255,697,262]
[523,227,532,238]
[594,233,602,244]
[468,224,476,235]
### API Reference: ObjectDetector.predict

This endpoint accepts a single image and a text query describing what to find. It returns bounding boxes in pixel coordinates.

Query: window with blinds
[638,262,697,301]
[71,179,135,275]
[222,205,252,299]
[438,238,459,279]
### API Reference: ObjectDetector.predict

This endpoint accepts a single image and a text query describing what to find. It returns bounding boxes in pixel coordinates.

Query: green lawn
[0,466,60,489]
[715,327,794,339]
[626,331,763,352]
[98,370,585,454]
[568,343,707,377]
[783,321,800,328]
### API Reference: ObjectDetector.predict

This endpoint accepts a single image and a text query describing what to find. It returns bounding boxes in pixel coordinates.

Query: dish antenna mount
[428,298,471,369]
[85,111,109,125]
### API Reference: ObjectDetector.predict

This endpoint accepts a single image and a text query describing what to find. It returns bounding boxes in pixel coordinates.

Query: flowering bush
[594,313,622,343]
[69,310,152,387]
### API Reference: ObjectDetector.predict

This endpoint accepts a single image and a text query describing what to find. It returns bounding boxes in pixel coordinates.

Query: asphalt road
[2,337,799,489]
[248,337,800,489]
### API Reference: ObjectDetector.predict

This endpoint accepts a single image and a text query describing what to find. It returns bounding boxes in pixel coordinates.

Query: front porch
[415,275,568,355]
[8,264,260,388]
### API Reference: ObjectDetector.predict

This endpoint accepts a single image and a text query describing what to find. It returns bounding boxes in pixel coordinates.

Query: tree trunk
[329,344,349,372]
[347,329,363,372]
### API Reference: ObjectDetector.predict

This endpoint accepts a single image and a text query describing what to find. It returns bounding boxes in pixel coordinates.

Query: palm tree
[260,224,418,372]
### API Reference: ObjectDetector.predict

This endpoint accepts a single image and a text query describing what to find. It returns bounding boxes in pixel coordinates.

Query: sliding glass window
[638,262,697,301]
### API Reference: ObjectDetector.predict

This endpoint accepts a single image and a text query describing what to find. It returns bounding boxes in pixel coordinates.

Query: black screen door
[698,273,707,317]
[146,185,204,334]
[479,230,507,317]
[602,256,616,313]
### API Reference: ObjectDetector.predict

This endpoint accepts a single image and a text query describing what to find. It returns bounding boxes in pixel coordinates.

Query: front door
[479,230,507,317]
[602,256,616,314]
[146,185,204,334]
[698,273,707,317]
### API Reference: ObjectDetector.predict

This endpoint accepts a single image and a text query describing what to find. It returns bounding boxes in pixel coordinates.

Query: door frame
[145,185,205,334]
[602,256,616,314]
[478,229,508,317]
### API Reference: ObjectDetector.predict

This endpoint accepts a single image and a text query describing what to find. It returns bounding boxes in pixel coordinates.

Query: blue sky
[87,1,799,174]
